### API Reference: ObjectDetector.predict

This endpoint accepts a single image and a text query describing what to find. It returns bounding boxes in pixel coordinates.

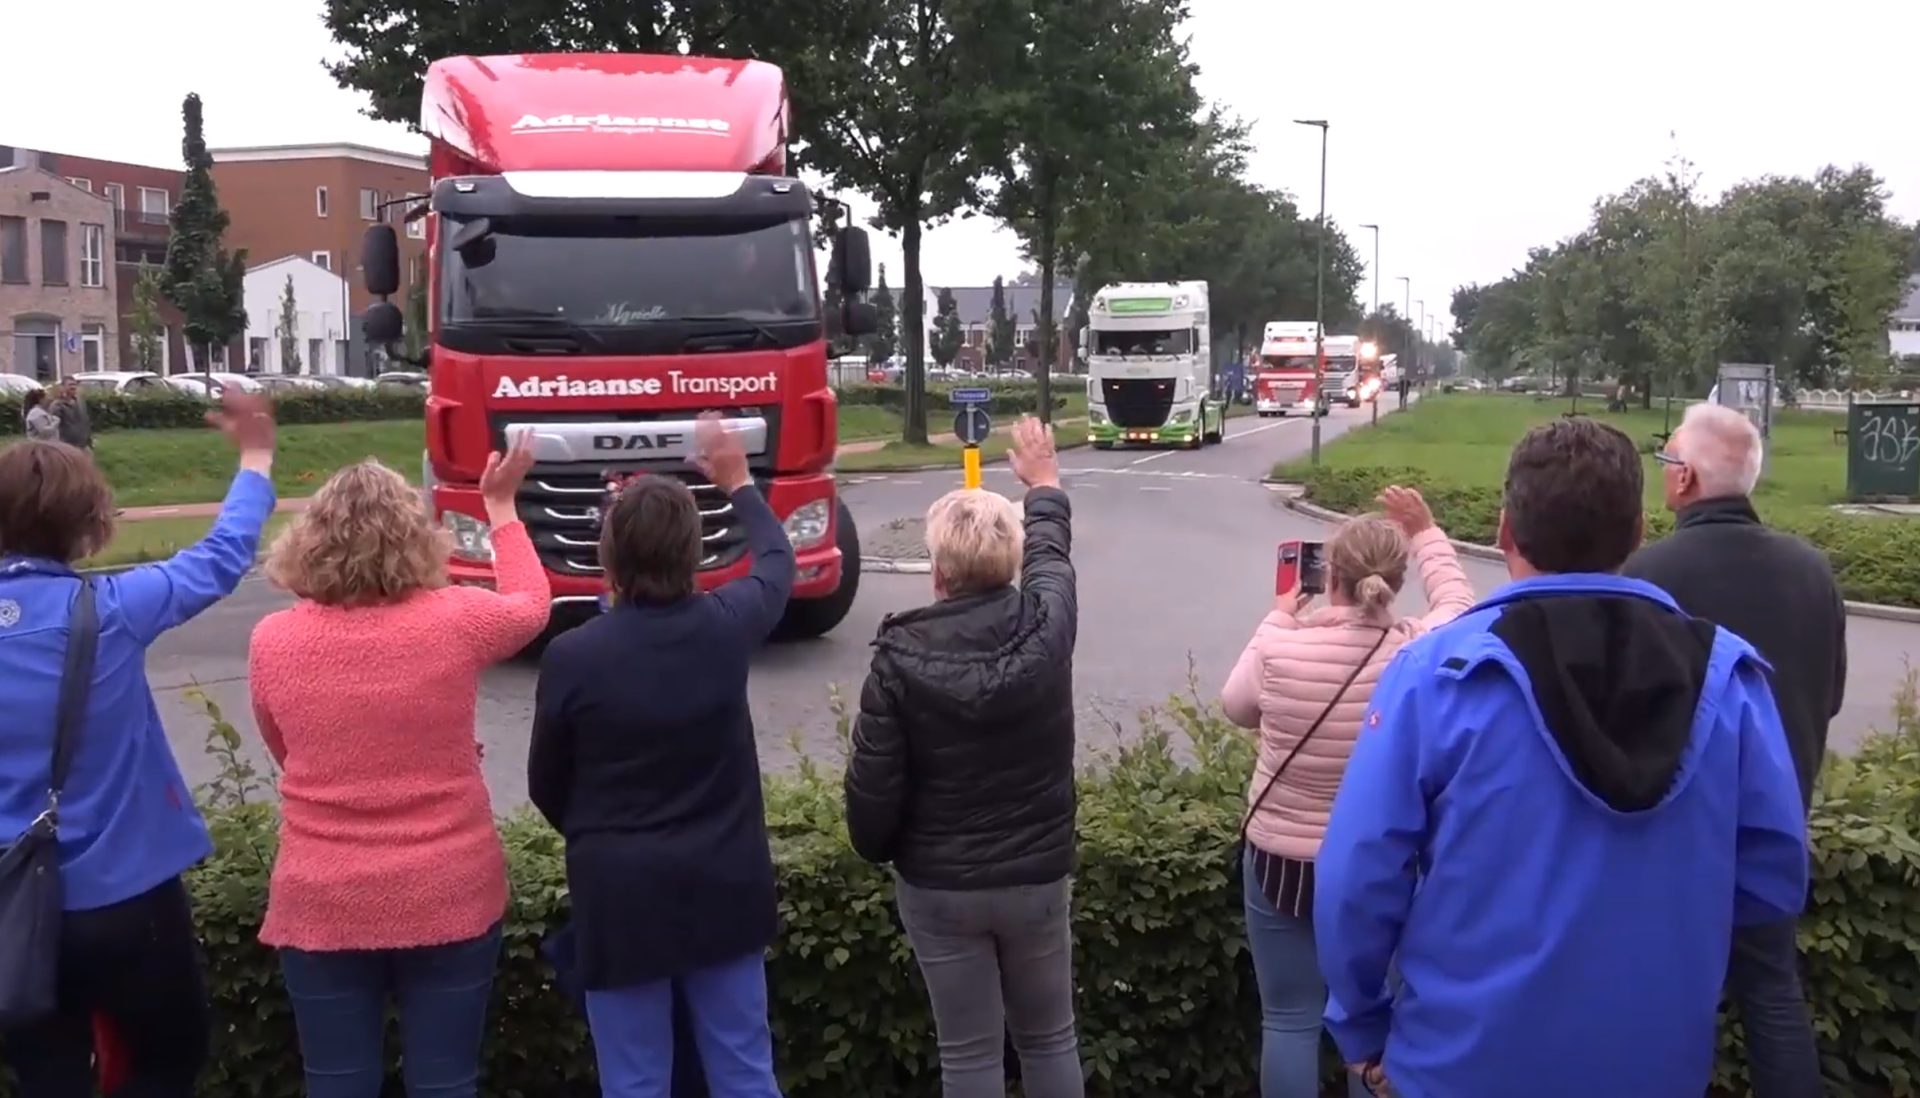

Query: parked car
[71,370,171,396]
[165,372,264,399]
[373,371,429,389]
[0,373,45,396]
[310,375,376,390]
[249,374,329,393]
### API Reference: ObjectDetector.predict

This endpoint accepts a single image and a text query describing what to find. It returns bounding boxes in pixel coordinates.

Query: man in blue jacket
[1314,416,1809,1098]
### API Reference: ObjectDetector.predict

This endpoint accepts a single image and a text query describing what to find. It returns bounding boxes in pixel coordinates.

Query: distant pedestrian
[843,417,1084,1098]
[21,389,59,441]
[0,392,277,1098]
[529,414,793,1096]
[1314,415,1808,1098]
[245,435,549,1098]
[50,380,91,451]
[1219,486,1472,1098]
[1626,401,1842,1098]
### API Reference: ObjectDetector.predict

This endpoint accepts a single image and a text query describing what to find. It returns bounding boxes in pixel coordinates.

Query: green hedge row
[0,388,425,435]
[1294,464,1920,610]
[7,686,1919,1097]
[839,382,1072,418]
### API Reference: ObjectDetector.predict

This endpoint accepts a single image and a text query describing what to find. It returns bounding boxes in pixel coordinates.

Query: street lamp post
[1359,223,1379,315]
[1295,118,1329,464]
[1416,299,1426,385]
[1396,276,1411,408]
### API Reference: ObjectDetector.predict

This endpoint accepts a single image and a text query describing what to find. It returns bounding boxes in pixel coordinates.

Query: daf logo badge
[593,432,686,451]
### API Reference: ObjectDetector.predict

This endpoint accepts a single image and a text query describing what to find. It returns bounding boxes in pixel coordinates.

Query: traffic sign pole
[963,446,982,489]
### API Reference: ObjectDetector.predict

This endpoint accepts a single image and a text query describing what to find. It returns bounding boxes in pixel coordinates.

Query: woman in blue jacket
[0,393,278,1097]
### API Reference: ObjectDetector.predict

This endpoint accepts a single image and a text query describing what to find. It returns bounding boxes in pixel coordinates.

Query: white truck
[1083,281,1224,449]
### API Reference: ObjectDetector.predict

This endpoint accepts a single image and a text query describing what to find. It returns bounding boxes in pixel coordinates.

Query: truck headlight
[445,512,494,562]
[783,499,832,549]
[1088,408,1106,425]
[1172,409,1192,424]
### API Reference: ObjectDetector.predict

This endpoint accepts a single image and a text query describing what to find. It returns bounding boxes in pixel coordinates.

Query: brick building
[211,144,428,375]
[0,145,189,372]
[0,164,120,380]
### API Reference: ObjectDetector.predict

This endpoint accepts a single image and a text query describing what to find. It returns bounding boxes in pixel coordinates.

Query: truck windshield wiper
[455,314,608,351]
[673,316,784,346]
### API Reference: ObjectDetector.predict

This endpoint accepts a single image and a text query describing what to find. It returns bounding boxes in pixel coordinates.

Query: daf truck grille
[1100,378,1177,428]
[516,470,766,576]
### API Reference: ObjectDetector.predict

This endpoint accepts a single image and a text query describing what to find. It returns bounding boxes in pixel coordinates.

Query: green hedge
[839,382,1071,418]
[0,388,425,435]
[7,685,1919,1097]
[1293,464,1920,610]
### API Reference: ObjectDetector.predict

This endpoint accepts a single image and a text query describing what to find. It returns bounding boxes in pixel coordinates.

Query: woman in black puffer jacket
[843,417,1082,1098]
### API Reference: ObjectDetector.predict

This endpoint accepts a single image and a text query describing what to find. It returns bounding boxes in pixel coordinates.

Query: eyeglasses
[1653,451,1685,467]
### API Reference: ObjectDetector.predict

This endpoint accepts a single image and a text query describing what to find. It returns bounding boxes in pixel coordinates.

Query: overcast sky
[7,0,1916,331]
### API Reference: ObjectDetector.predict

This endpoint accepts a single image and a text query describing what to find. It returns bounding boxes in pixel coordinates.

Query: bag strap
[48,578,100,818]
[1240,627,1392,841]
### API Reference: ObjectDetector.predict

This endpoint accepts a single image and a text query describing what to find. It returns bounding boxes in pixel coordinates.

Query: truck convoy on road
[355,52,876,639]
[1252,322,1382,415]
[1083,281,1225,449]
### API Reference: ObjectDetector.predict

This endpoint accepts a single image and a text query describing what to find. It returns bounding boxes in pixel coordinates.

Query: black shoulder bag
[1236,628,1391,859]
[0,578,99,1027]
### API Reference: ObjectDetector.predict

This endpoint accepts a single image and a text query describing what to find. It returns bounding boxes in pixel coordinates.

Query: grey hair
[1676,402,1763,497]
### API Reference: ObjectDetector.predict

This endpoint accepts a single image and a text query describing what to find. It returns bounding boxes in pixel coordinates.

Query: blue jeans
[1727,918,1821,1098]
[584,951,781,1098]
[278,923,503,1098]
[1243,857,1369,1098]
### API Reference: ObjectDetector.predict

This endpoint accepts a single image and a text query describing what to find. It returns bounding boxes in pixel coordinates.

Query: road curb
[1279,494,1920,624]
[861,558,933,575]
[838,439,1091,476]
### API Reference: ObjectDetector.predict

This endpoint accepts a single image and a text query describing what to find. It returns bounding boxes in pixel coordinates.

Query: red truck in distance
[358,53,877,639]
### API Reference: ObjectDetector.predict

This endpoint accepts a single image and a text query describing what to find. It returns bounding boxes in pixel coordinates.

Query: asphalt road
[147,396,1915,810]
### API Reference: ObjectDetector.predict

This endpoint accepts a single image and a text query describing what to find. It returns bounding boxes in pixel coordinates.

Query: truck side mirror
[364,301,404,344]
[362,225,400,297]
[835,227,872,295]
[842,300,878,337]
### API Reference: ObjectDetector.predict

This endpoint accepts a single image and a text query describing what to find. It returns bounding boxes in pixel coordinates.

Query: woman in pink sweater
[246,438,549,1098]
[1220,486,1473,1098]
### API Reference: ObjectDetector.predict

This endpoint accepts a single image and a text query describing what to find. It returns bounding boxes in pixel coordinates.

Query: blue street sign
[949,387,991,405]
[953,404,992,446]
[62,332,80,353]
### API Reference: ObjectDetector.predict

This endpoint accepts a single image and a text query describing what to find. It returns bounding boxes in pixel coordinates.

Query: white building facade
[242,256,352,375]
[1892,276,1920,360]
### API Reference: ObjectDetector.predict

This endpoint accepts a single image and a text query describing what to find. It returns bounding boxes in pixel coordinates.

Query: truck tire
[775,499,861,640]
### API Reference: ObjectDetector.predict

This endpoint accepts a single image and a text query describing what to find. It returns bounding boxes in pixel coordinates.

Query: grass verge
[836,424,1092,472]
[84,514,294,570]
[97,421,425,509]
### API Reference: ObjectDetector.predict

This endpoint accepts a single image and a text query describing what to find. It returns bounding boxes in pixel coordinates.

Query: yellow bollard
[963,445,982,489]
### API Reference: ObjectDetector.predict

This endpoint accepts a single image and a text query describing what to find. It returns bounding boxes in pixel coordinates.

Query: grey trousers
[895,876,1085,1098]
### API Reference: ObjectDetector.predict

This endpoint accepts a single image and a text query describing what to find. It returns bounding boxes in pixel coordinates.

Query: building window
[249,337,268,370]
[80,224,105,287]
[316,186,330,217]
[311,250,331,271]
[0,216,25,283]
[336,339,349,373]
[103,182,123,208]
[359,188,378,220]
[138,187,169,225]
[406,213,426,240]
[41,219,69,285]
[81,324,106,372]
[158,326,172,374]
[68,177,91,192]
[308,338,324,373]
[210,343,229,370]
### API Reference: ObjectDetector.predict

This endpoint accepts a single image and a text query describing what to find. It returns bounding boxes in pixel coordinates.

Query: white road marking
[1129,449,1179,467]
[1138,485,1173,492]
[1224,417,1301,441]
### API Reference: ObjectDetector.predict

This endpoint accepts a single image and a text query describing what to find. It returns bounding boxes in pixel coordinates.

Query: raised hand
[206,390,276,468]
[692,413,752,493]
[480,430,538,511]
[1377,485,1434,537]
[1008,415,1059,490]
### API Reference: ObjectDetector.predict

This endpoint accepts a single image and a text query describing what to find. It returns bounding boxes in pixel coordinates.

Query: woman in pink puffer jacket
[1220,486,1474,1098]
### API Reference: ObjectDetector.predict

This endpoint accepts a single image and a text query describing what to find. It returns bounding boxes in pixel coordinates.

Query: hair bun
[1354,573,1394,613]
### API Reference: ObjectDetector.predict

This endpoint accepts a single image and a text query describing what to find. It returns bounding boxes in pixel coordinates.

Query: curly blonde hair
[264,460,448,606]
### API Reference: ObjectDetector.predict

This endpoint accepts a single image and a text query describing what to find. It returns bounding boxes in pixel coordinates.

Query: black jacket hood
[1490,592,1718,812]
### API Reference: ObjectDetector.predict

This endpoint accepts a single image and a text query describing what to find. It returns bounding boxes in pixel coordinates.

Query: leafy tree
[126,262,166,371]
[985,277,1015,368]
[163,93,247,370]
[276,275,302,374]
[866,264,900,362]
[930,288,964,368]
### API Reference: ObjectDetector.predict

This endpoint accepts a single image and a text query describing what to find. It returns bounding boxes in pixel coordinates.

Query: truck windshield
[1261,354,1357,372]
[1093,329,1193,355]
[442,216,817,329]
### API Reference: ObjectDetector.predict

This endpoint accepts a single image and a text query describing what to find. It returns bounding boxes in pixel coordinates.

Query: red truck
[358,53,875,638]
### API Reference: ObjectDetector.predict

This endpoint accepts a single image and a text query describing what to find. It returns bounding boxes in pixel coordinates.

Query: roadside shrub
[1290,464,1920,608]
[0,387,424,435]
[839,382,1070,418]
[4,681,1917,1097]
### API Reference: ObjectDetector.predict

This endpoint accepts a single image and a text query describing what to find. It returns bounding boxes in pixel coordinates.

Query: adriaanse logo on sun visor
[511,114,733,136]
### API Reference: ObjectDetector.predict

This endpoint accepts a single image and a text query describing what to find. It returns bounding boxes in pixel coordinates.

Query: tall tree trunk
[1036,169,1058,425]
[901,212,929,445]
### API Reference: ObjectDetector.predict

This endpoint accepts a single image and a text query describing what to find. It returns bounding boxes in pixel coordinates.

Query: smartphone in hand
[1300,541,1328,595]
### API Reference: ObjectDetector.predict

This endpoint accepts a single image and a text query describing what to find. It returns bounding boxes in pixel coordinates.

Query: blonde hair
[264,459,448,606]
[925,489,1023,596]
[1328,513,1408,617]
